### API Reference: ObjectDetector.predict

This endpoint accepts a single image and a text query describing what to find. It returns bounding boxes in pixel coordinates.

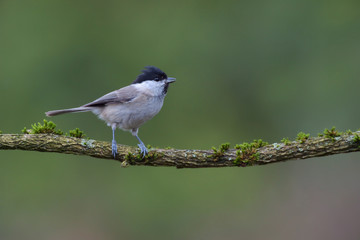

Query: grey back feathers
[83,85,138,107]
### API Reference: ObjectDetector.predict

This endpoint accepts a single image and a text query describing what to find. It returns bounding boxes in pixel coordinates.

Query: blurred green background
[1,0,360,239]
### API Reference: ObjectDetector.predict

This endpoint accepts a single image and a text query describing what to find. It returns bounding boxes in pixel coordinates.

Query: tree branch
[1,132,359,168]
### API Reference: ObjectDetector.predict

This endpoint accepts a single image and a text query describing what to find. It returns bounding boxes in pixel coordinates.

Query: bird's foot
[137,142,148,158]
[112,139,118,158]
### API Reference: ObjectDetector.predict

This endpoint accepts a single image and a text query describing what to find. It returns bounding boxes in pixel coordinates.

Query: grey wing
[83,85,139,107]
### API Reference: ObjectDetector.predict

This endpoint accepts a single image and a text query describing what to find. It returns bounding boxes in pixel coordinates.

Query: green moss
[323,127,341,141]
[121,152,142,166]
[124,148,163,163]
[21,127,29,134]
[235,139,268,150]
[69,128,85,138]
[233,150,242,165]
[29,119,63,135]
[296,132,310,143]
[132,150,163,163]
[124,152,136,163]
[0,130,2,134]
[251,139,268,148]
[235,142,251,151]
[209,143,230,161]
[281,137,291,145]
[233,139,268,165]
[218,143,230,151]
[145,151,162,161]
[354,133,360,144]
[233,140,264,166]
[346,129,353,135]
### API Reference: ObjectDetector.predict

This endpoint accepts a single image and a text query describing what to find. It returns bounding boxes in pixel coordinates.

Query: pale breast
[98,95,165,131]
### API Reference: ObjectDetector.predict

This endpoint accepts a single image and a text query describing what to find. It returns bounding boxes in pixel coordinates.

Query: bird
[45,66,176,158]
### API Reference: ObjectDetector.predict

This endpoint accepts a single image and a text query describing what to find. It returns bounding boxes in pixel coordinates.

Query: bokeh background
[1,0,360,239]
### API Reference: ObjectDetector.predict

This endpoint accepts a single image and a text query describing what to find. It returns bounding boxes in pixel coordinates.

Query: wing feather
[83,85,138,107]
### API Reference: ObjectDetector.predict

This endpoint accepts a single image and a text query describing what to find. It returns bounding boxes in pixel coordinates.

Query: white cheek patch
[134,80,166,97]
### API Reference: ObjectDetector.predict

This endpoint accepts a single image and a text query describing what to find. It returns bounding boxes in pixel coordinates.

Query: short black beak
[167,77,176,83]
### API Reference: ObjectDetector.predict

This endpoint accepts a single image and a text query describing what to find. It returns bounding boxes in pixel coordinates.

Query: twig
[1,132,359,168]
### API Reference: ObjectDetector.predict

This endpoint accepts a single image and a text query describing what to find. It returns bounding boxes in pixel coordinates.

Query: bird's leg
[131,128,148,158]
[135,135,148,158]
[111,126,117,158]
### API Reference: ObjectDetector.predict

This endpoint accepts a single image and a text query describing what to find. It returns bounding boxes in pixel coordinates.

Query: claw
[112,139,118,158]
[137,142,148,158]
[135,135,148,158]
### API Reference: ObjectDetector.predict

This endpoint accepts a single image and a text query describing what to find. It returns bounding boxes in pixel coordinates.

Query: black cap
[133,66,168,84]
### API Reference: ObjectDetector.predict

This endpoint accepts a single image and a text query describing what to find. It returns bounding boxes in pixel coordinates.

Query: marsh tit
[46,66,176,158]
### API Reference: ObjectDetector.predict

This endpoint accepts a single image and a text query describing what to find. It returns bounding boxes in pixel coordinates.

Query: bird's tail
[45,107,90,116]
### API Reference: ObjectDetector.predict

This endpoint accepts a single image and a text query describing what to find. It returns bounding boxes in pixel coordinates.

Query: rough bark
[0,133,359,168]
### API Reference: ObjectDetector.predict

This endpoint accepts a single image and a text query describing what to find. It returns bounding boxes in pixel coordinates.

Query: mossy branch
[1,131,359,168]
